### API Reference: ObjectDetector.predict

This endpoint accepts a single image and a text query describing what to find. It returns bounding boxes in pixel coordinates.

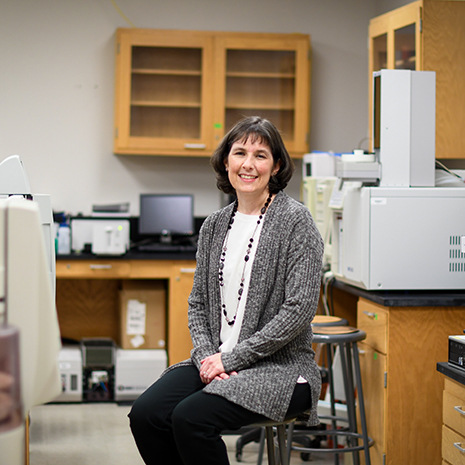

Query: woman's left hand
[200,353,236,384]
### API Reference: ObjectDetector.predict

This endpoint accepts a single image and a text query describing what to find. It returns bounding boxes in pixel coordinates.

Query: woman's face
[224,136,280,201]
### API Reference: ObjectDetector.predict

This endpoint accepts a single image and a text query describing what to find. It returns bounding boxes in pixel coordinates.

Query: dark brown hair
[210,116,295,195]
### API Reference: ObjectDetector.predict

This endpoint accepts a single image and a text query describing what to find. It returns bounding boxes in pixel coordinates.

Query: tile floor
[29,402,345,465]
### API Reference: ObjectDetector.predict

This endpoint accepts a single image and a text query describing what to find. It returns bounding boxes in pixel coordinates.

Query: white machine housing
[70,217,130,255]
[114,349,167,401]
[332,186,465,290]
[373,69,436,187]
[55,346,83,402]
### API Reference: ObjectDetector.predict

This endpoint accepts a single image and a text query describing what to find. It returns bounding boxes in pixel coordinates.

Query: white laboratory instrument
[331,186,465,290]
[114,349,167,401]
[70,217,130,255]
[0,197,61,465]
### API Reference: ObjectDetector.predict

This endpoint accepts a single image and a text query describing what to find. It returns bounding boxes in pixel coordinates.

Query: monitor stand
[160,230,172,245]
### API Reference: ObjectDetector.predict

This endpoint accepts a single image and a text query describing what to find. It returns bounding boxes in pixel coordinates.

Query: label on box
[126,299,146,335]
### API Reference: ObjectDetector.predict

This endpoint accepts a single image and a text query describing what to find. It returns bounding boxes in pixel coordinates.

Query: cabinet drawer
[444,381,465,436]
[357,299,388,354]
[56,260,131,278]
[443,424,465,465]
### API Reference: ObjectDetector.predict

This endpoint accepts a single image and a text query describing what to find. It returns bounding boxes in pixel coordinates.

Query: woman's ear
[273,160,282,175]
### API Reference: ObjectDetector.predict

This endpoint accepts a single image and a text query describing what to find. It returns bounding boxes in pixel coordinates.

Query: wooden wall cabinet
[368,0,465,159]
[114,29,310,157]
[357,298,465,465]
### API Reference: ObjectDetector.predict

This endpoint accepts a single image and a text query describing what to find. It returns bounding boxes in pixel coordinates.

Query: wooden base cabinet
[357,298,465,465]
[114,29,310,157]
[56,259,196,365]
[441,378,465,465]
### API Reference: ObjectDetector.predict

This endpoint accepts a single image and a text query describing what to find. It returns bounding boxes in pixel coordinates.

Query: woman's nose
[241,154,254,169]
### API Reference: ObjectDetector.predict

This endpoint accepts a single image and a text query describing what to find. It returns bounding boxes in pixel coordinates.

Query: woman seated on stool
[129,116,324,465]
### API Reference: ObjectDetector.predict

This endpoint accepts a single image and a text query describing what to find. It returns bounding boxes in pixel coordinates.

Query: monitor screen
[138,194,194,237]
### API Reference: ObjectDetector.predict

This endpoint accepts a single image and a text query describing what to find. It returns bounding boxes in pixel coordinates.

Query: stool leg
[265,426,277,465]
[352,342,371,465]
[257,428,266,465]
[325,343,340,465]
[276,424,288,465]
[286,421,294,464]
[340,342,360,465]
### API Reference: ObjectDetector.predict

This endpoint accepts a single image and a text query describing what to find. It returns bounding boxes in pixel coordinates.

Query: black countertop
[57,249,197,261]
[437,362,465,386]
[333,279,465,307]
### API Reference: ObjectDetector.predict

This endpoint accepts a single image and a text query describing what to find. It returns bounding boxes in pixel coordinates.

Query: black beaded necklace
[218,194,273,326]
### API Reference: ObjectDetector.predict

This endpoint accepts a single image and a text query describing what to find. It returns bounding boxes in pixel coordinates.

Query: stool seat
[313,326,366,343]
[312,315,349,327]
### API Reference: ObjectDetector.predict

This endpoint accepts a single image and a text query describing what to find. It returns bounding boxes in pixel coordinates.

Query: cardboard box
[119,281,166,350]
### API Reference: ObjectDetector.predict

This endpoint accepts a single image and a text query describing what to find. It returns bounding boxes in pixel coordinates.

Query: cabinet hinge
[115,127,119,139]
[384,371,387,388]
[117,42,120,55]
[383,453,386,465]
[419,7,423,33]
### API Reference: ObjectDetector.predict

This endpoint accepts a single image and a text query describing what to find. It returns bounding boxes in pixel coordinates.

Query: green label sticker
[214,123,222,129]
[373,352,378,360]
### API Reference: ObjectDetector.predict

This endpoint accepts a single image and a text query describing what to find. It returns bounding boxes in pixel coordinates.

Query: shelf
[226,71,295,79]
[131,101,201,108]
[132,69,202,76]
[226,103,295,111]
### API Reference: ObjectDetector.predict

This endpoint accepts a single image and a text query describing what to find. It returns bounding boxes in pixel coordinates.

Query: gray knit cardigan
[168,191,324,425]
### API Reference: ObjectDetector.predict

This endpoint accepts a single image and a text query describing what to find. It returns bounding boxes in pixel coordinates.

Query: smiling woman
[128,116,324,465]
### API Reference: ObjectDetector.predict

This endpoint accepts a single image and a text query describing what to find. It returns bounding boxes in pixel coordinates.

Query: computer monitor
[138,194,194,242]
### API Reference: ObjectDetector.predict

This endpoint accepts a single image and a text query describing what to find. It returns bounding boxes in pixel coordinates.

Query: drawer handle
[184,143,206,150]
[89,264,113,270]
[454,405,465,416]
[180,268,196,274]
[363,311,377,319]
[453,442,465,453]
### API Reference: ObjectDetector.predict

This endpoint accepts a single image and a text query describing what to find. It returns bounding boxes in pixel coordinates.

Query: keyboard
[137,243,196,253]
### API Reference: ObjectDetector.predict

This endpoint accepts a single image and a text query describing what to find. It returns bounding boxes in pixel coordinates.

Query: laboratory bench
[328,279,465,465]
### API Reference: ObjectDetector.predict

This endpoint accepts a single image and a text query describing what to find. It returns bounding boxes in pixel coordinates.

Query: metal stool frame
[289,328,373,465]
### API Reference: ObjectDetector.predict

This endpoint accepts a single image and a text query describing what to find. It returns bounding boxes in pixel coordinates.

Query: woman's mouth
[239,174,257,180]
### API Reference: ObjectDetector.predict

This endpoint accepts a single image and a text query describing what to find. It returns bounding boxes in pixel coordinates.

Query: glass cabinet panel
[372,33,387,71]
[224,49,297,138]
[394,23,416,70]
[130,46,203,139]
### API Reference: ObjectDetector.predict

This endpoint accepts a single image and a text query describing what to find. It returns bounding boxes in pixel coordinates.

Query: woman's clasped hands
[200,353,237,384]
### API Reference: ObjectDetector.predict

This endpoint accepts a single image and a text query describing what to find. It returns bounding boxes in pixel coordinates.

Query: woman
[129,116,324,465]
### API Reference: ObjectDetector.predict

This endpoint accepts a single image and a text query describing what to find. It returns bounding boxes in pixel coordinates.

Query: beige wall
[0,0,410,217]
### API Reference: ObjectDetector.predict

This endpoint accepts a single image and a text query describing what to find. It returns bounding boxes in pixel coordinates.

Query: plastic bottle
[57,223,71,255]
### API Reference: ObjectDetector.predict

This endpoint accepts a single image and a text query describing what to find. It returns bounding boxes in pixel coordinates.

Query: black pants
[129,365,312,465]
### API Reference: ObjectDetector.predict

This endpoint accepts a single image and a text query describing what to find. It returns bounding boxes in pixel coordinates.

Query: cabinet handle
[89,264,112,270]
[184,143,206,150]
[363,311,377,319]
[453,442,465,453]
[180,268,196,274]
[454,405,465,416]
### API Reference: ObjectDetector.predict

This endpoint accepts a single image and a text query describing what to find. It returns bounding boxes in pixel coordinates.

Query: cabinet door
[167,264,196,365]
[114,29,214,156]
[358,342,387,465]
[213,33,310,157]
[368,1,422,150]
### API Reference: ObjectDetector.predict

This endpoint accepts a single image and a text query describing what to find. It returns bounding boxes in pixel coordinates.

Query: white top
[220,211,262,352]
